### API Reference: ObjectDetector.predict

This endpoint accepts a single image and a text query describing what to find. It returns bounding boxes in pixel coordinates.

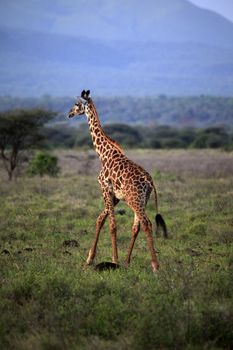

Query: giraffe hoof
[86,250,95,265]
[151,262,159,272]
[86,259,94,266]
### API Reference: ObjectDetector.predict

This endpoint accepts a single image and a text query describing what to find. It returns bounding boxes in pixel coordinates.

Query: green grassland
[0,150,233,349]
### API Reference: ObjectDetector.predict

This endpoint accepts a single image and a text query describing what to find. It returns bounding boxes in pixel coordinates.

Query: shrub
[103,123,142,147]
[0,108,56,180]
[191,127,230,149]
[27,152,60,177]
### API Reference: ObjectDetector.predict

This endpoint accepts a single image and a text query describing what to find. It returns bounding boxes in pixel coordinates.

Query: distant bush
[41,123,233,150]
[43,125,77,148]
[103,123,142,147]
[191,127,230,149]
[75,124,93,148]
[27,152,60,177]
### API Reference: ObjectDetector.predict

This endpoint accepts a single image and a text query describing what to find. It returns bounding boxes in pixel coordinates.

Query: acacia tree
[0,108,56,180]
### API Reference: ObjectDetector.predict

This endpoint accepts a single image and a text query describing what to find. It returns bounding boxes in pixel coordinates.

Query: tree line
[0,108,233,180]
[46,123,233,151]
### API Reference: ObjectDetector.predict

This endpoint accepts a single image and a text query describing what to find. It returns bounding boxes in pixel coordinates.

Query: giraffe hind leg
[139,213,159,272]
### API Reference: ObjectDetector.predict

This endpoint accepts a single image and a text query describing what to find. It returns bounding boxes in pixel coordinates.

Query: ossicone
[81,89,91,101]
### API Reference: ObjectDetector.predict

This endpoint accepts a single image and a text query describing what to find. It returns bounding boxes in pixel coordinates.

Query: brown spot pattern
[70,96,166,273]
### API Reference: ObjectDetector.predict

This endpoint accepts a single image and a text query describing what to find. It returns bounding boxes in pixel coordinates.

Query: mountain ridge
[0,0,233,97]
[1,0,233,47]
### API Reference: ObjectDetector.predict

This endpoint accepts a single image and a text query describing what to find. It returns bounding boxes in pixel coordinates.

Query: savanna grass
[0,150,233,349]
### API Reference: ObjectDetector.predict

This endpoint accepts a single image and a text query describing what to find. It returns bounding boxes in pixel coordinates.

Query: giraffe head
[67,90,91,118]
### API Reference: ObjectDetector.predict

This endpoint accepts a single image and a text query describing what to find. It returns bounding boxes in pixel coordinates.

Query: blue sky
[190,0,233,22]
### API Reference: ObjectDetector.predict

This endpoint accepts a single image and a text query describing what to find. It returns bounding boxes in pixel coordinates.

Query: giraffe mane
[88,99,124,154]
[104,133,125,154]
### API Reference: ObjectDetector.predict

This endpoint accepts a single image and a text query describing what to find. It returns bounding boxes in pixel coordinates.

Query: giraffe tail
[153,184,168,238]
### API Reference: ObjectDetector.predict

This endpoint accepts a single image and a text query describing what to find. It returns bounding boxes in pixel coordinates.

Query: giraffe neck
[85,101,124,163]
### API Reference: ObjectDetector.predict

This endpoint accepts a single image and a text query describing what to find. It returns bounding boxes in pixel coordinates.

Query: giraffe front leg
[125,213,140,266]
[86,208,108,265]
[86,193,119,266]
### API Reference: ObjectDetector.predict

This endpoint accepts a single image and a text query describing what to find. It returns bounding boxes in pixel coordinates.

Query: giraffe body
[68,90,167,272]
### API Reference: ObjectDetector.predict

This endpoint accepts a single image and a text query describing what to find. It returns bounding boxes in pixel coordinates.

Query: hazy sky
[190,0,233,22]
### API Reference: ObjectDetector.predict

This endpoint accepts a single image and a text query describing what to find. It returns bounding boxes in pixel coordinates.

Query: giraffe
[68,90,167,272]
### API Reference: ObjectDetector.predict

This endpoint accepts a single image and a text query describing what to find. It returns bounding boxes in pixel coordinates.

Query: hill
[0,0,233,96]
[1,26,233,97]
[1,0,233,47]
[1,95,233,128]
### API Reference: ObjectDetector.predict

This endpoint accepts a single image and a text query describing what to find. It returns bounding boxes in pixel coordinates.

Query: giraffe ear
[86,90,90,97]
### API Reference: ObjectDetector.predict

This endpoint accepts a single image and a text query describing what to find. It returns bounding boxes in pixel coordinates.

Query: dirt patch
[62,239,79,248]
